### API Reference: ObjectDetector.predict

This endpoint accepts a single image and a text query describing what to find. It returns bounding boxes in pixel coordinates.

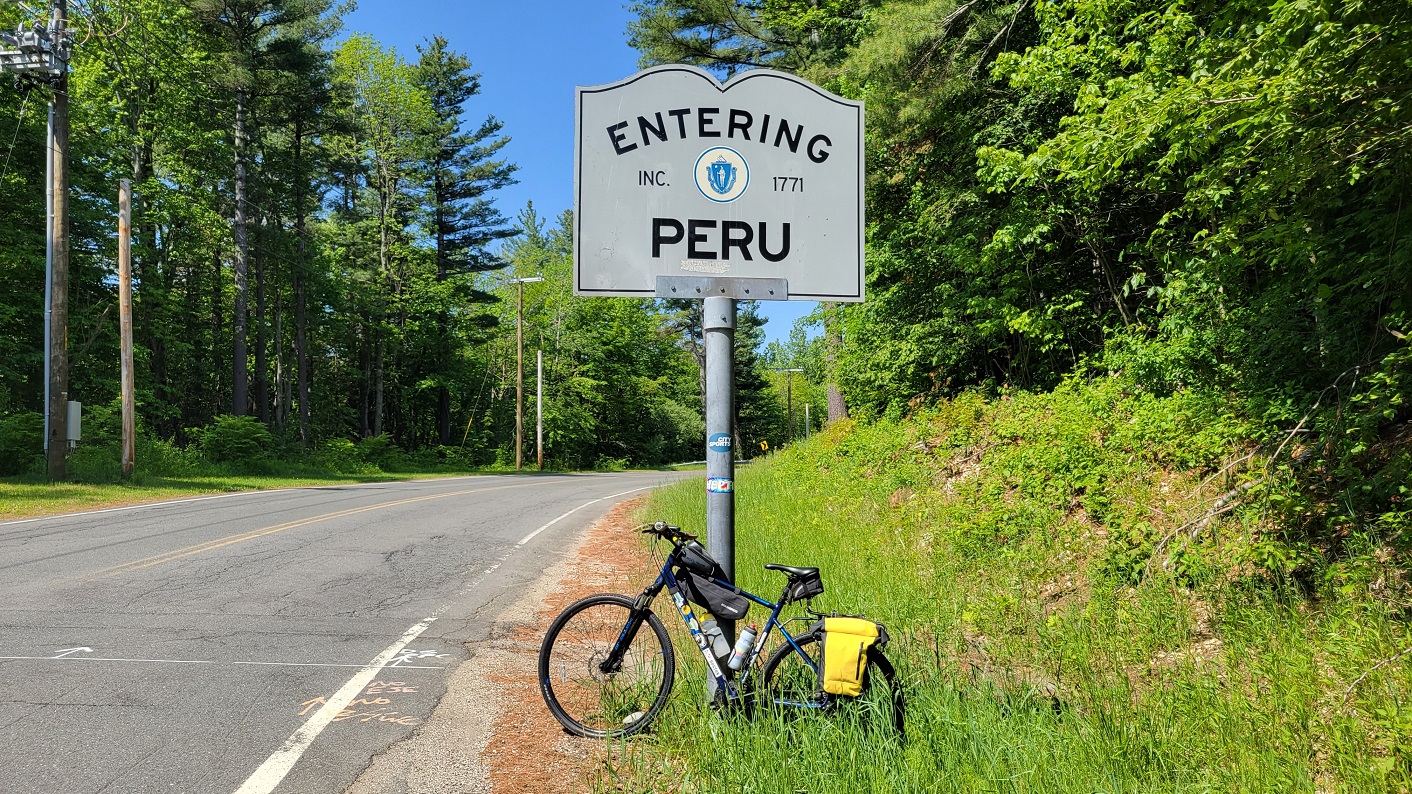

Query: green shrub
[135,434,208,477]
[309,438,380,475]
[354,434,404,470]
[66,444,122,483]
[0,412,43,476]
[594,455,629,471]
[198,415,272,464]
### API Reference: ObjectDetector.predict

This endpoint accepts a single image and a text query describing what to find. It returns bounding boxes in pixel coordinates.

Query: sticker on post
[707,433,732,454]
[706,478,733,493]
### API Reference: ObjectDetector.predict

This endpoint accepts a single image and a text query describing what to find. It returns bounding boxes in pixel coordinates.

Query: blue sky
[341,0,818,345]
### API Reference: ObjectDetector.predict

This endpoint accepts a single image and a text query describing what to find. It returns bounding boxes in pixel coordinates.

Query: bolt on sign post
[575,65,865,648]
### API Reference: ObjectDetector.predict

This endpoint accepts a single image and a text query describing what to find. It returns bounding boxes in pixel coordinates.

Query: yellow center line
[95,482,542,577]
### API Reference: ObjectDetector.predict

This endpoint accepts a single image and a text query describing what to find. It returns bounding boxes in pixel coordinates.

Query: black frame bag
[678,571,750,621]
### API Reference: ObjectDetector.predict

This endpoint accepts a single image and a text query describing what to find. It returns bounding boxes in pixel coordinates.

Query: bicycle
[538,521,904,738]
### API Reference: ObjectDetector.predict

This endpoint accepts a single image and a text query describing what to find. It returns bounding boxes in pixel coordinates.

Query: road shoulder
[344,496,653,794]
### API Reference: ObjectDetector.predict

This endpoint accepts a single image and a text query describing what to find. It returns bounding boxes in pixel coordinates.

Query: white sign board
[574,66,864,301]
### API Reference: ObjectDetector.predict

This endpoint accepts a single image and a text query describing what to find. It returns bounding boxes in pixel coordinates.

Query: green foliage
[629,0,869,75]
[634,381,1411,792]
[494,206,708,468]
[0,412,43,476]
[199,415,274,464]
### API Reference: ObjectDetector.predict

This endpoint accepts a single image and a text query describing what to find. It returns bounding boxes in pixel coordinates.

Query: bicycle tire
[538,593,676,738]
[760,630,904,738]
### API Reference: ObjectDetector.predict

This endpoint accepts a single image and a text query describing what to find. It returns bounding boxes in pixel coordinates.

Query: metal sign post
[574,66,865,662]
[703,295,735,636]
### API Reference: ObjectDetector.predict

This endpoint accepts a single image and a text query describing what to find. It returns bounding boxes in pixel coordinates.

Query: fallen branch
[1343,645,1412,706]
[1147,479,1261,578]
[969,0,1030,79]
[1146,368,1364,577]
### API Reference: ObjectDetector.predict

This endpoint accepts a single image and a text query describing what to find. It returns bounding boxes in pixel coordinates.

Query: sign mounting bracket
[654,276,789,302]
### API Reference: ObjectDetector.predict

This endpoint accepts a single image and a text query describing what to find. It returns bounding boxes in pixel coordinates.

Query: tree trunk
[293,117,311,446]
[823,303,849,422]
[374,339,385,437]
[212,249,225,420]
[359,328,371,437]
[434,167,452,446]
[374,169,390,440]
[1088,244,1134,328]
[231,88,250,416]
[273,291,284,429]
[254,213,270,423]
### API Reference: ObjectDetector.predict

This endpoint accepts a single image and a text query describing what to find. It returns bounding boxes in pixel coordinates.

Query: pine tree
[415,35,518,445]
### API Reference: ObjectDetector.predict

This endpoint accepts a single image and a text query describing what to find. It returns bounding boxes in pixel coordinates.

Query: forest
[1,0,1409,786]
[0,0,809,476]
[630,0,1409,558]
[619,2,1410,789]
[0,0,1407,530]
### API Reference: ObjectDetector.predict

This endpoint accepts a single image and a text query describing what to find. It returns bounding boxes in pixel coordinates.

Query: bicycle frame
[604,552,823,707]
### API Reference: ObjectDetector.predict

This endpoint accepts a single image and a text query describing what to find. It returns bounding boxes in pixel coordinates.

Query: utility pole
[775,368,803,444]
[3,2,72,479]
[805,403,810,441]
[536,349,544,470]
[505,275,542,470]
[118,179,135,478]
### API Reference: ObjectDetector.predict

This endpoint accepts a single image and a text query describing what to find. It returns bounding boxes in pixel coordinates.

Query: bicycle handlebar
[639,520,696,544]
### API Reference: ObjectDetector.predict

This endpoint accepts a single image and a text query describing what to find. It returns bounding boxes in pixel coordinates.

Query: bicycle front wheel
[538,593,675,738]
[761,630,904,738]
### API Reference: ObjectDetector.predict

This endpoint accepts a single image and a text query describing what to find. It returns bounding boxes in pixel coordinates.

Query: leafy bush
[0,412,43,476]
[309,438,380,475]
[66,444,122,483]
[135,434,208,477]
[198,416,272,465]
[354,434,403,469]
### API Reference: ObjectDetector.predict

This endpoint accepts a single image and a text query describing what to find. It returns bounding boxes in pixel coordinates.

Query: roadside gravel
[344,497,654,794]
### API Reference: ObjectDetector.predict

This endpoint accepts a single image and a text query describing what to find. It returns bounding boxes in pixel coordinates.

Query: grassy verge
[0,470,496,521]
[618,378,1410,793]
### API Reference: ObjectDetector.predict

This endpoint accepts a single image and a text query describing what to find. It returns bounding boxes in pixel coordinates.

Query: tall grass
[616,380,1411,793]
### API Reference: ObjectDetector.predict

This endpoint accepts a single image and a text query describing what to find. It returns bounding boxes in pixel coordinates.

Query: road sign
[575,65,864,301]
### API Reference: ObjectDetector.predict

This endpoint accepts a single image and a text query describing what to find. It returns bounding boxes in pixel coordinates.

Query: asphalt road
[0,471,683,793]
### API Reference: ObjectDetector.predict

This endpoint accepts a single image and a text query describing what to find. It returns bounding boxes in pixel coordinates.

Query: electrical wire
[0,86,35,183]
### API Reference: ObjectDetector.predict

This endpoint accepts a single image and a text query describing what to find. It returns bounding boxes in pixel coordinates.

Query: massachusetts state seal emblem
[708,157,736,194]
[694,146,749,203]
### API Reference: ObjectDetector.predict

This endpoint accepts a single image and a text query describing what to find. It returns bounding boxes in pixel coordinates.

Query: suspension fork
[598,569,669,674]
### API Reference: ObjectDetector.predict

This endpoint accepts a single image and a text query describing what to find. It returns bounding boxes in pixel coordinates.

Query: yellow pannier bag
[821,617,880,697]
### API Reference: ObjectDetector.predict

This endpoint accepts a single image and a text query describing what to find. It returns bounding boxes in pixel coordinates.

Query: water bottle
[701,617,731,663]
[727,624,758,671]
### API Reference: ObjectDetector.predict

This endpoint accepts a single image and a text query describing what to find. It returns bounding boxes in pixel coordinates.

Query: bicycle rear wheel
[538,593,675,738]
[760,630,904,738]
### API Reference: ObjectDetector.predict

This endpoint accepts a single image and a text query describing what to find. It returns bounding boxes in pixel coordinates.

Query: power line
[0,85,34,181]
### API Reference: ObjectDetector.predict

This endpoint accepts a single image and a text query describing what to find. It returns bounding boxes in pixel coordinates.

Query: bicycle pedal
[623,711,646,726]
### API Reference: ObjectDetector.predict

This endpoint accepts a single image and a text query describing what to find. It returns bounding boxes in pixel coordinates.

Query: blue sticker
[706,477,733,493]
[707,432,732,453]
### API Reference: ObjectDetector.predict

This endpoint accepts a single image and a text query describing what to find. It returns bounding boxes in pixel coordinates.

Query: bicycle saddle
[764,563,818,578]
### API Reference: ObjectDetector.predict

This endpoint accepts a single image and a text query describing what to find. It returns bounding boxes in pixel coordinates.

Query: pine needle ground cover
[623,378,1410,793]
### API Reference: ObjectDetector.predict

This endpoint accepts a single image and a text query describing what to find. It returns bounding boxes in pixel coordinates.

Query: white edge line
[232,617,438,794]
[515,486,654,546]
[232,662,444,670]
[0,657,444,669]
